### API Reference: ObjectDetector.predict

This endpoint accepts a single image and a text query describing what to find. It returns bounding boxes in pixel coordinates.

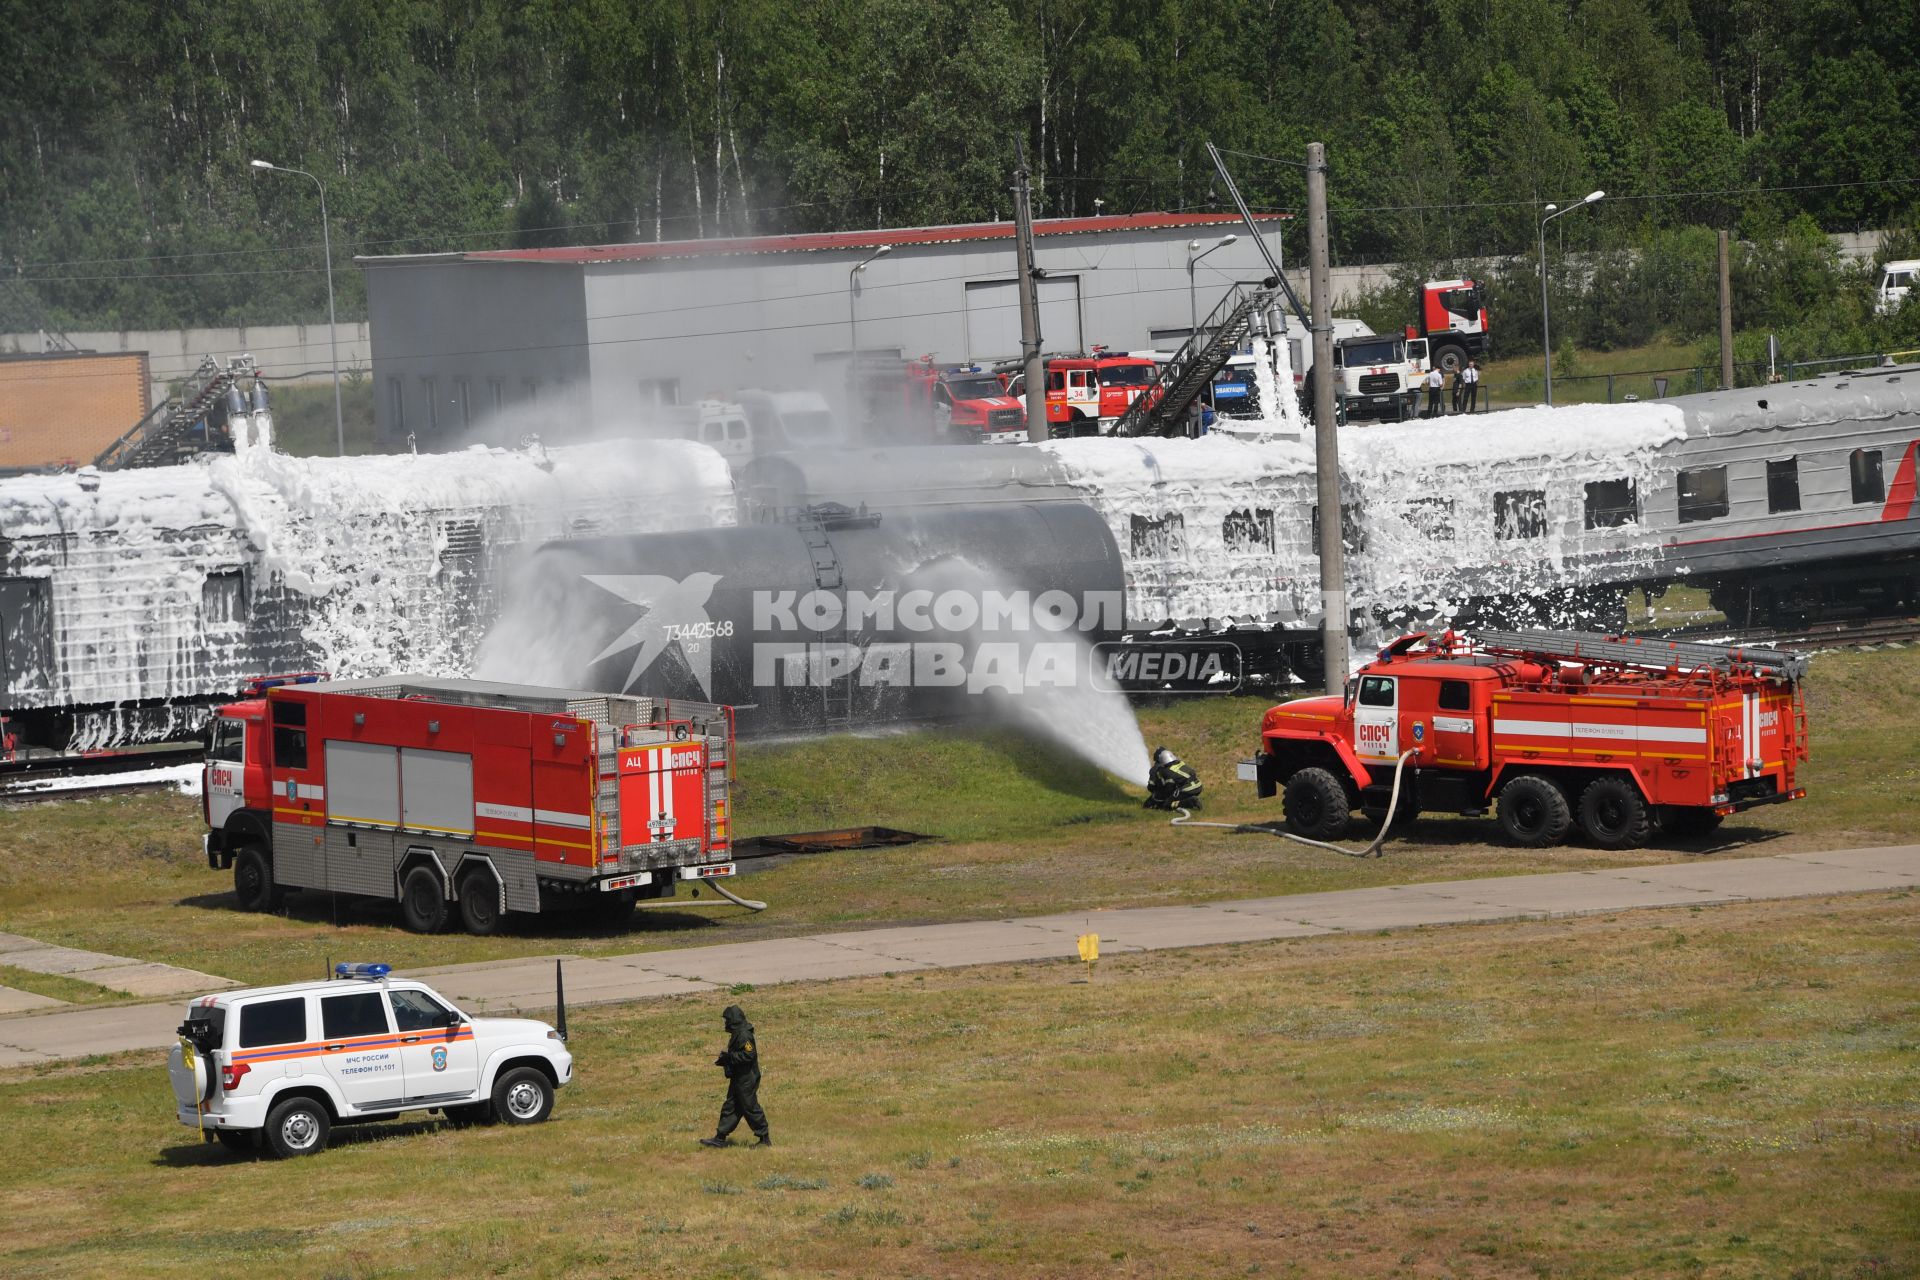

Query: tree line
[3,0,1916,334]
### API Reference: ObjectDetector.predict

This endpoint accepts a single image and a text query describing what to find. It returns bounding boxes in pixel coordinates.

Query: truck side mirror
[442,1007,463,1027]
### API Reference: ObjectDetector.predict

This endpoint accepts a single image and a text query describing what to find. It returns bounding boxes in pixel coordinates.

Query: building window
[202,569,248,625]
[1129,513,1187,558]
[1766,457,1800,513]
[1677,466,1729,522]
[388,377,405,431]
[1494,489,1548,540]
[1583,479,1637,529]
[454,378,471,429]
[1221,508,1275,553]
[1850,449,1884,504]
[423,377,439,431]
[638,377,680,407]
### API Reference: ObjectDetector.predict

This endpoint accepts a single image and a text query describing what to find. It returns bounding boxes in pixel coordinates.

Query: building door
[963,276,1082,363]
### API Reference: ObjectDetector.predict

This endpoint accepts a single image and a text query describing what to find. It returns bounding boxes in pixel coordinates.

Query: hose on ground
[704,875,769,912]
[1170,749,1417,859]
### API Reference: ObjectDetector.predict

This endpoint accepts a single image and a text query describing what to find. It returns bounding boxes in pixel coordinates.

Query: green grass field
[0,648,1913,998]
[2,893,1913,1278]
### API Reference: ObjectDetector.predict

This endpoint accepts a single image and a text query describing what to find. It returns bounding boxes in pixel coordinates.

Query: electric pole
[1012,138,1048,442]
[1306,142,1348,690]
[1718,230,1735,390]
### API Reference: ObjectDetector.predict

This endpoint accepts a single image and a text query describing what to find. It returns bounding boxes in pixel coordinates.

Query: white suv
[168,963,572,1158]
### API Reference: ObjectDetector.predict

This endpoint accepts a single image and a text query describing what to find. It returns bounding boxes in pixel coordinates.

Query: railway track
[1642,615,1920,652]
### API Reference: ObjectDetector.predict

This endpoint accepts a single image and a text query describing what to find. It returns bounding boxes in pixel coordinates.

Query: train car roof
[1673,360,1920,440]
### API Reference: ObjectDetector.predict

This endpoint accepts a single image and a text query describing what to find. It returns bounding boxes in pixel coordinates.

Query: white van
[1875,260,1918,315]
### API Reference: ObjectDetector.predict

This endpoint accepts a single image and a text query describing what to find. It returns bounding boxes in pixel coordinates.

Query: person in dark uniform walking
[699,1004,770,1148]
[1143,747,1203,810]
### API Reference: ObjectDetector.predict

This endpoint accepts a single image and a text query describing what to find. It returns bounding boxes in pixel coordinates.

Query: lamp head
[1544,203,1558,214]
[1220,233,1238,245]
[873,244,892,257]
[1188,239,1201,251]
[249,159,274,170]
[1584,190,1605,203]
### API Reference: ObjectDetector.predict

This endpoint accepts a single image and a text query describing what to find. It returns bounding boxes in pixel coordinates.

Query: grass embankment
[1,894,1914,1278]
[0,648,1913,995]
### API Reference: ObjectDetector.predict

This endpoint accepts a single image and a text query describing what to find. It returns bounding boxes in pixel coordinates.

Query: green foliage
[4,0,1918,331]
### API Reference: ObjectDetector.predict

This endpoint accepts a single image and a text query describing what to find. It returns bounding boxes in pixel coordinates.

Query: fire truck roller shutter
[489,502,1125,733]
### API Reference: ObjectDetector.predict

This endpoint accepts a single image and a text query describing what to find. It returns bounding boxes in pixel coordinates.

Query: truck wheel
[1496,775,1571,847]
[1283,768,1352,841]
[1434,343,1467,375]
[263,1096,331,1158]
[458,871,504,936]
[233,846,283,913]
[1578,776,1652,850]
[491,1066,555,1126]
[401,866,450,934]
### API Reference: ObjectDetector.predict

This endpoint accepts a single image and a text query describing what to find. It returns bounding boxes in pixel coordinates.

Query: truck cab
[930,368,1025,444]
[1332,333,1428,422]
[1009,352,1161,436]
[1876,260,1918,316]
[168,963,571,1158]
[1418,279,1489,374]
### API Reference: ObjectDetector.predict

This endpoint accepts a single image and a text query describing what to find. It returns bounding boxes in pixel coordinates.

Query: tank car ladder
[796,513,856,729]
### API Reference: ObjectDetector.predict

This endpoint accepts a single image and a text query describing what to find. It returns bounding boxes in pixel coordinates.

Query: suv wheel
[1283,767,1352,841]
[233,846,283,913]
[401,865,450,933]
[492,1066,555,1126]
[1496,775,1572,847]
[264,1096,331,1158]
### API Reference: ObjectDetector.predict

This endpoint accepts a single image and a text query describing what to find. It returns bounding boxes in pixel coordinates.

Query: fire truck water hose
[704,877,769,912]
[1170,750,1418,859]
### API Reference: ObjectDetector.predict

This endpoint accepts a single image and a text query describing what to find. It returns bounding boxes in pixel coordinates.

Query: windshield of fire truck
[1098,363,1155,387]
[209,718,245,763]
[1341,337,1403,365]
[945,377,1003,401]
[1438,286,1481,315]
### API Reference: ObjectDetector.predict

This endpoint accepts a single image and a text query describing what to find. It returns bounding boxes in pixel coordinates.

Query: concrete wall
[0,323,371,408]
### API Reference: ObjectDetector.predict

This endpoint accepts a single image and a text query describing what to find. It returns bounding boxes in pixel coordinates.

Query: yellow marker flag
[1077,933,1099,964]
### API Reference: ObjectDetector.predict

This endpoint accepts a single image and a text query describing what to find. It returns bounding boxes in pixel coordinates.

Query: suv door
[388,987,479,1103]
[317,989,405,1110]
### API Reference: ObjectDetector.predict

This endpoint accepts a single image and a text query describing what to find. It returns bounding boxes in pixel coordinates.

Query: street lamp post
[1538,190,1604,406]
[251,159,343,455]
[846,245,892,425]
[1186,234,1238,341]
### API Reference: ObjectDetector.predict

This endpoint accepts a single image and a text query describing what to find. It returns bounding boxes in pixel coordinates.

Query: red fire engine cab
[1243,629,1808,849]
[1414,278,1490,375]
[203,674,736,934]
[1007,350,1160,436]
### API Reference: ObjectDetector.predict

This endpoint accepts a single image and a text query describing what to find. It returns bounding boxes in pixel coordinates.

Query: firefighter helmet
[1153,747,1177,767]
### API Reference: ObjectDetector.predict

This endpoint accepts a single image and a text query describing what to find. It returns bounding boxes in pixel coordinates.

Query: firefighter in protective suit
[699,1004,770,1147]
[1143,747,1203,811]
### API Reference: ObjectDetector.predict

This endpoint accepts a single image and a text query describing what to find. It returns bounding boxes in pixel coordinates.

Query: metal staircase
[93,355,259,470]
[1468,629,1808,683]
[1113,281,1282,438]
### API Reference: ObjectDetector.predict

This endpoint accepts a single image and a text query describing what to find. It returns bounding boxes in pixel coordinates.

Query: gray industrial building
[356,211,1284,444]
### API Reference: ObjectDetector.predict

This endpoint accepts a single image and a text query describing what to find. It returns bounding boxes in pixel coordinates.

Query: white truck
[1875,260,1917,315]
[168,962,572,1157]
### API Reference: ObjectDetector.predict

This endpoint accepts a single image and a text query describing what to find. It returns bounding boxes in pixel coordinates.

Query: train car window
[1583,479,1637,529]
[1850,449,1885,504]
[1221,508,1275,553]
[1494,489,1548,539]
[1438,679,1472,711]
[1677,466,1730,522]
[1129,513,1187,558]
[1311,503,1368,553]
[1766,458,1801,512]
[1406,497,1456,540]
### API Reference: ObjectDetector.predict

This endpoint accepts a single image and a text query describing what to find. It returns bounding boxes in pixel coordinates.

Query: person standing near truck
[1424,365,1444,418]
[699,1004,770,1148]
[1462,360,1480,413]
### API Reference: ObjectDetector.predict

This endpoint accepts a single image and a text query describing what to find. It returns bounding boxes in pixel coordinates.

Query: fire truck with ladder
[1242,630,1808,849]
[202,674,737,934]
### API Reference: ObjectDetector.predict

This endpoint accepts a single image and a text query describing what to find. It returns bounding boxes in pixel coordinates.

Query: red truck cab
[1008,351,1160,436]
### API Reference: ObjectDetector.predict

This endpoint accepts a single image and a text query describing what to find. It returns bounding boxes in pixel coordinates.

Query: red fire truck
[1007,350,1160,436]
[203,674,736,934]
[1242,629,1808,849]
[1414,278,1490,375]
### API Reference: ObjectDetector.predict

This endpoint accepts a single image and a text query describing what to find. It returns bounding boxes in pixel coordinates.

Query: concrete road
[1,844,1913,1069]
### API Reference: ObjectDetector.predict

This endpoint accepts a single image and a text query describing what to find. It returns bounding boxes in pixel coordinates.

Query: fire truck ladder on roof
[1112,281,1283,438]
[1468,629,1809,684]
